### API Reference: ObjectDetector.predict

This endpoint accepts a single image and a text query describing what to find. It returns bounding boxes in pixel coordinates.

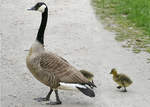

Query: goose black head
[28,2,47,13]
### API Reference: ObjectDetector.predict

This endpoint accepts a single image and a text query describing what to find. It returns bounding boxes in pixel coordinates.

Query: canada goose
[26,2,96,105]
[110,68,133,92]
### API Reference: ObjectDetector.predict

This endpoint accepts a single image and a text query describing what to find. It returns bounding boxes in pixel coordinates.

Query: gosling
[79,70,94,82]
[110,68,133,92]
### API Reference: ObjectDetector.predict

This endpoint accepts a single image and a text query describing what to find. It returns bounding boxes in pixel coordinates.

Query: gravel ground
[0,0,150,107]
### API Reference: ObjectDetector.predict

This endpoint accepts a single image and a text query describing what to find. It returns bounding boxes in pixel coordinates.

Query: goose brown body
[26,45,90,89]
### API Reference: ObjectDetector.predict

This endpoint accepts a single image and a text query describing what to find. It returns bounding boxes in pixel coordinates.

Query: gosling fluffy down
[79,70,94,81]
[110,68,133,92]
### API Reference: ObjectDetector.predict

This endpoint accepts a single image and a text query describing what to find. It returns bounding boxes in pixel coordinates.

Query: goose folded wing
[39,53,89,84]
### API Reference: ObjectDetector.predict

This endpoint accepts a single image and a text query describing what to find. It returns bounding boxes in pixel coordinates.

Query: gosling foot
[117,86,122,89]
[46,101,62,105]
[34,97,49,102]
[122,89,127,92]
[122,86,127,92]
[121,88,127,92]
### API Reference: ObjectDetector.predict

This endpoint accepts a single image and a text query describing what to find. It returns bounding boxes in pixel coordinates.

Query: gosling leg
[122,82,127,92]
[123,87,127,92]
[34,89,53,102]
[46,90,62,105]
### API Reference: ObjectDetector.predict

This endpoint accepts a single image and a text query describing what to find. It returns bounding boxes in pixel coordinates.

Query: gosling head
[110,68,117,75]
[28,2,47,13]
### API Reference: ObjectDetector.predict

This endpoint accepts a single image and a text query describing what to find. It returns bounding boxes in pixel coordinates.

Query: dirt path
[1,0,150,107]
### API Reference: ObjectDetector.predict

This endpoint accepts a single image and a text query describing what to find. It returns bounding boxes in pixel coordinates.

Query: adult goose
[26,2,96,105]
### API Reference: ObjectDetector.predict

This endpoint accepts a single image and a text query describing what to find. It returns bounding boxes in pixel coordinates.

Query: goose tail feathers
[76,84,95,97]
[59,82,96,97]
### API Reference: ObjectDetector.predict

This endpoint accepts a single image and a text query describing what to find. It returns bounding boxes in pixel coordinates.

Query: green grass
[92,0,150,56]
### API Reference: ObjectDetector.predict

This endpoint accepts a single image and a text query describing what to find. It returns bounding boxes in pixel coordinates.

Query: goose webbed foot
[46,90,62,105]
[46,101,62,105]
[34,97,49,102]
[117,86,122,89]
[34,89,53,102]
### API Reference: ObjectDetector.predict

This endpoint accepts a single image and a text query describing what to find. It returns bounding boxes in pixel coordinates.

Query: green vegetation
[92,0,150,56]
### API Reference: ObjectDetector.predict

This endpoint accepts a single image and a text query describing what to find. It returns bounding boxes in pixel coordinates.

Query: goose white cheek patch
[38,5,46,13]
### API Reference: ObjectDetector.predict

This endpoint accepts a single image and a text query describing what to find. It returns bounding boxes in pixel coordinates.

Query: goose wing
[39,52,89,84]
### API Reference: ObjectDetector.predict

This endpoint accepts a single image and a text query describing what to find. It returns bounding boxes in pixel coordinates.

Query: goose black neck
[36,7,48,45]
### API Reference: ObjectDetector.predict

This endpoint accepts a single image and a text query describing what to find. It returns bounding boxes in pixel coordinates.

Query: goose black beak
[27,6,36,11]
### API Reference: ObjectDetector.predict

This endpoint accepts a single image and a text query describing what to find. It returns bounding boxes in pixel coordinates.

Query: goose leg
[34,89,53,102]
[55,90,62,104]
[47,90,62,105]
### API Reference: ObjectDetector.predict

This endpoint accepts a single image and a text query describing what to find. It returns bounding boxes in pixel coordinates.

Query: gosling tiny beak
[24,49,29,51]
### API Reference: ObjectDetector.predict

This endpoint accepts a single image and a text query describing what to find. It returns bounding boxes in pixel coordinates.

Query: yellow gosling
[110,68,133,92]
[79,70,94,81]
